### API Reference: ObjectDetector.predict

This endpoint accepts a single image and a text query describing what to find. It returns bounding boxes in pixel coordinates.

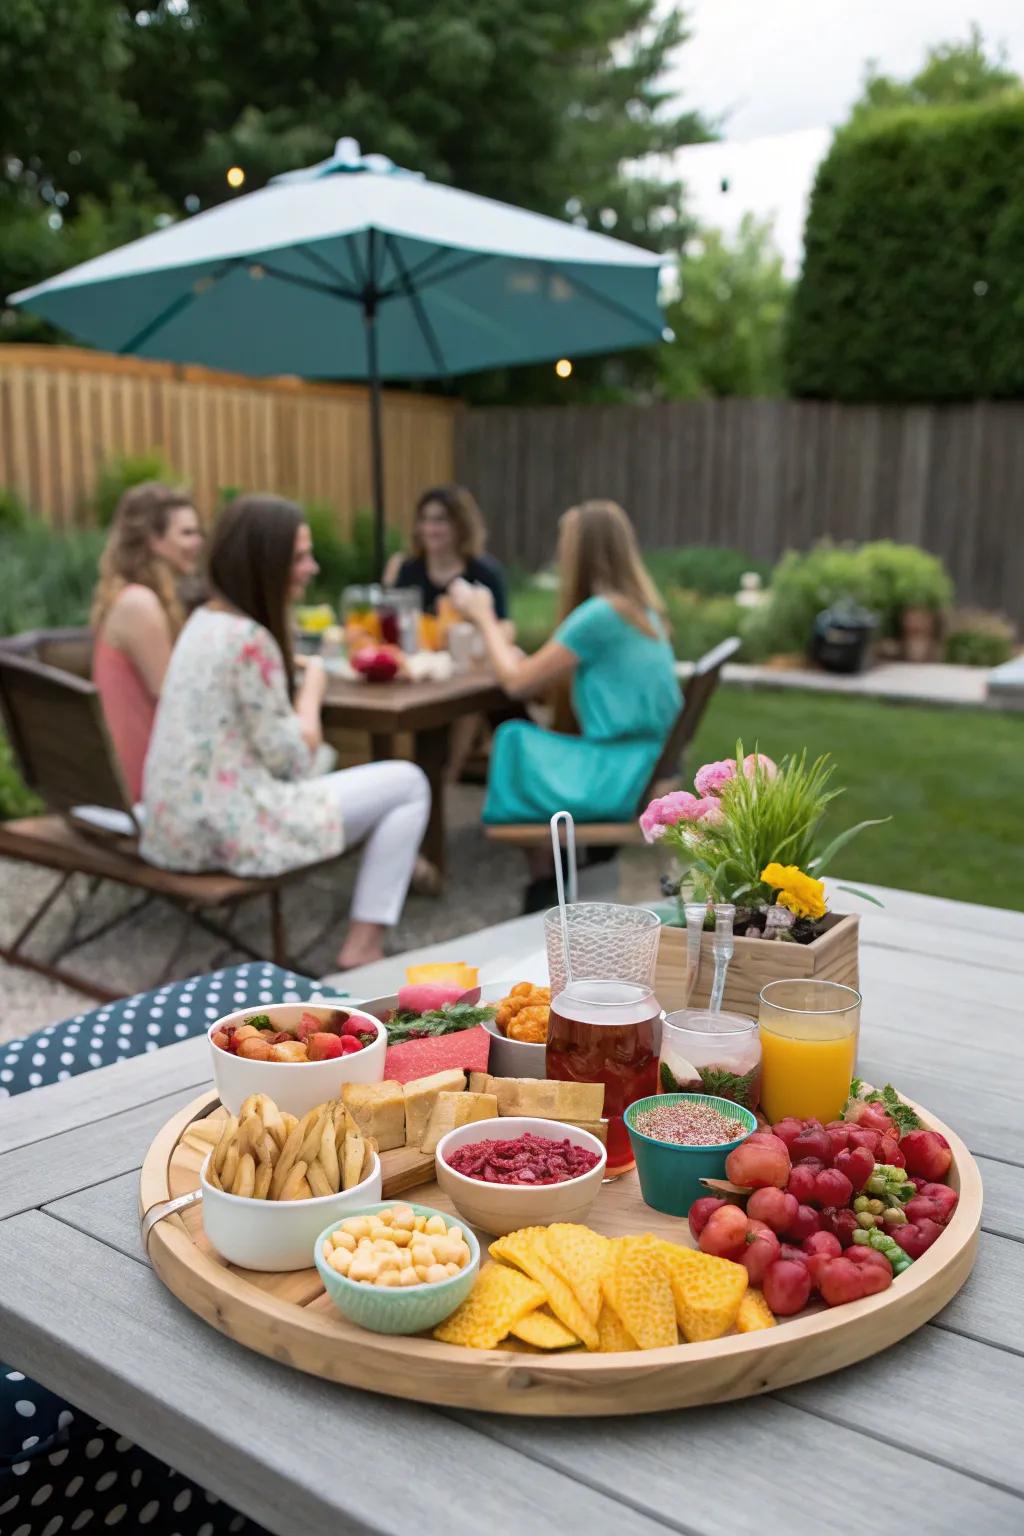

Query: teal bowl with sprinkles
[625,1093,757,1218]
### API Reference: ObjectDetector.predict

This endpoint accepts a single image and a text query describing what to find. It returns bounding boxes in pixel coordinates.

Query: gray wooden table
[2,884,1022,1536]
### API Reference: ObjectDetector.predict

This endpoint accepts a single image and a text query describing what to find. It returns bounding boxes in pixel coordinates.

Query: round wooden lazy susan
[140,1091,981,1416]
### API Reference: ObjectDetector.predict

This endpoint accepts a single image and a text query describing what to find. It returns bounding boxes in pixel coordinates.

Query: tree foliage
[659,214,789,399]
[787,90,1024,402]
[1,1,712,365]
[850,23,1020,123]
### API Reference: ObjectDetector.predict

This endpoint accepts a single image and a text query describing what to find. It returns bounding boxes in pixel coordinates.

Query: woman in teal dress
[450,500,681,908]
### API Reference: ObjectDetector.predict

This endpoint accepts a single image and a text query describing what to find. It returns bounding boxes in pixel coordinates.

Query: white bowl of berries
[208,1000,386,1117]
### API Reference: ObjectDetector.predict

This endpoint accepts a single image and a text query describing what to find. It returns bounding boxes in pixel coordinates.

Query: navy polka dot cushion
[1,962,328,1533]
[0,961,322,1098]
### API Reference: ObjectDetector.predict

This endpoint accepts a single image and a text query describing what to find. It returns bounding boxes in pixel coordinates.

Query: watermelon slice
[384,1026,492,1084]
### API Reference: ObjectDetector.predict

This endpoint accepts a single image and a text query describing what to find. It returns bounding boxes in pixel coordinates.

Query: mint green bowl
[314,1200,480,1335]
[625,1094,756,1218]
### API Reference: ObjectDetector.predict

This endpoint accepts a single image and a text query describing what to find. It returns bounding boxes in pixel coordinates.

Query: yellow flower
[760,863,828,921]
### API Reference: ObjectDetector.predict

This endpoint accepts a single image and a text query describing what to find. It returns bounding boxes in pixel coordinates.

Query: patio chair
[0,647,345,1001]
[0,623,93,677]
[484,635,740,851]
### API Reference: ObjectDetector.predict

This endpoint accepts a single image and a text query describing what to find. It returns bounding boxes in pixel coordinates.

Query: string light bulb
[555,358,573,379]
[226,166,246,188]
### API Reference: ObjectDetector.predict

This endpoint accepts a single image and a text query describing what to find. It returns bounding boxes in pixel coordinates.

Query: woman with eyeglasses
[142,495,430,969]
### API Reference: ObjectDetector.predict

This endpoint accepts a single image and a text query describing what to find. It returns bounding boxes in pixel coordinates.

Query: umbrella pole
[363,304,386,581]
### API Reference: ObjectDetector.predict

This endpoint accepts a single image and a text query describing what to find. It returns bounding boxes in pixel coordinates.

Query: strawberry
[338,1034,364,1054]
[341,1015,367,1037]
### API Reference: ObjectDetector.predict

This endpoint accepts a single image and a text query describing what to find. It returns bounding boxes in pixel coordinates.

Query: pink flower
[240,639,277,686]
[694,759,737,797]
[743,753,778,780]
[639,791,706,843]
[694,796,725,826]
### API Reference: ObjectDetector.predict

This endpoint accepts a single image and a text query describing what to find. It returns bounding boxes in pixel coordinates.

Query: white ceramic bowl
[208,999,386,1117]
[434,1116,607,1236]
[481,1016,546,1079]
[200,1150,383,1271]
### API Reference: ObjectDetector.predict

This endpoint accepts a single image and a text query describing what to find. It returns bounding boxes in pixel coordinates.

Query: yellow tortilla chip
[490,1229,600,1352]
[658,1245,748,1342]
[544,1223,611,1325]
[509,1311,580,1350]
[601,1236,677,1351]
[433,1261,545,1350]
[736,1289,776,1333]
[597,1303,638,1353]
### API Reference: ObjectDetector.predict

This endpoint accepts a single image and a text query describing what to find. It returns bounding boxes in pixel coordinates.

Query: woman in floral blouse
[142,495,430,969]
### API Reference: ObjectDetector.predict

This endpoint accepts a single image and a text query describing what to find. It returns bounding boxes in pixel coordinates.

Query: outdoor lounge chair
[0,645,344,1001]
[484,635,740,851]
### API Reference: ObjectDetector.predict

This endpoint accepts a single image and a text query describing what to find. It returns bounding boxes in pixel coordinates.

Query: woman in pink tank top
[91,483,203,801]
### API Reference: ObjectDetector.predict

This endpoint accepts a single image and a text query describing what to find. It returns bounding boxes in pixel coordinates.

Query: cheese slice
[421,1091,499,1154]
[402,1068,467,1148]
[483,1076,605,1121]
[341,1080,406,1151]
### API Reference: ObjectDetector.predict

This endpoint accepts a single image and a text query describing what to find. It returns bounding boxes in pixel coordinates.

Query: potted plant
[640,745,885,1016]
[858,542,953,663]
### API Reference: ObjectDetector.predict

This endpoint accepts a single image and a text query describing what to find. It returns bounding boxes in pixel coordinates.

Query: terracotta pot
[901,607,939,663]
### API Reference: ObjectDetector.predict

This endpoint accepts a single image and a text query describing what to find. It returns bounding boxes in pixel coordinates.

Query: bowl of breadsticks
[197,1092,382,1271]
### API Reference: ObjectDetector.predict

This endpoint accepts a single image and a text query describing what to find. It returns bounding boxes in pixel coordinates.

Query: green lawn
[690,687,1024,912]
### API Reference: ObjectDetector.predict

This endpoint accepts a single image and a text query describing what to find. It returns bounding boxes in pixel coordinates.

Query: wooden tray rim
[140,1091,981,1415]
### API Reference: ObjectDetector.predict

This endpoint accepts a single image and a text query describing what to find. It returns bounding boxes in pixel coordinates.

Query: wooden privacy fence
[0,346,458,534]
[456,398,1024,625]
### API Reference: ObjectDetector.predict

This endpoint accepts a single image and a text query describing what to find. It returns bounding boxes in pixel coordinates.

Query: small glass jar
[658,1009,762,1112]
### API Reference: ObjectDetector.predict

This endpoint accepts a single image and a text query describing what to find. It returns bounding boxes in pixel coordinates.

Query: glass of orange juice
[758,979,861,1124]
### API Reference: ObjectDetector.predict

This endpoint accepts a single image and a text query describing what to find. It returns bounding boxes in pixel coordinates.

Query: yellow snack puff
[601,1237,677,1350]
[666,1248,748,1342]
[490,1229,600,1351]
[597,1303,638,1353]
[736,1289,776,1333]
[509,1311,580,1350]
[433,1261,545,1350]
[544,1224,611,1325]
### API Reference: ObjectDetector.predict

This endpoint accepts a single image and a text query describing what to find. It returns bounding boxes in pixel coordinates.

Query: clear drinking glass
[758,979,861,1125]
[659,1009,762,1111]
[547,979,661,1177]
[544,903,661,998]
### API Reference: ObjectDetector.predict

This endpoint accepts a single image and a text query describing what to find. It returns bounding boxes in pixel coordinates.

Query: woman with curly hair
[91,481,203,799]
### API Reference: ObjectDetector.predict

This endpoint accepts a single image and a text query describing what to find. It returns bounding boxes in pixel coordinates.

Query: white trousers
[324,760,431,926]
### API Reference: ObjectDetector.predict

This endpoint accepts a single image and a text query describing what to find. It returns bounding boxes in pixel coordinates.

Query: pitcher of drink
[544,901,662,1177]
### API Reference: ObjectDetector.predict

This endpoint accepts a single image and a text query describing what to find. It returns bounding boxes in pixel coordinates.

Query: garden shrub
[0,488,29,530]
[748,541,955,656]
[787,96,1024,400]
[304,505,403,604]
[92,450,178,525]
[646,546,771,597]
[0,523,105,636]
[945,609,1016,667]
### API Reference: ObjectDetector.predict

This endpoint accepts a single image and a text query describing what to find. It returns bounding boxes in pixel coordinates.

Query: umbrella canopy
[11,138,666,570]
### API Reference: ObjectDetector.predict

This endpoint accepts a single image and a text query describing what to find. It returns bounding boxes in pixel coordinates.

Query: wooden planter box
[655,913,860,1018]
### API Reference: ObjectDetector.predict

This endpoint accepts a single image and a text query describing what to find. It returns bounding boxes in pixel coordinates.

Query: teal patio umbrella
[11,138,667,574]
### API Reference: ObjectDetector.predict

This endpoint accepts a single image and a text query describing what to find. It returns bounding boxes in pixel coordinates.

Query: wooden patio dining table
[320,667,507,871]
[0,883,1021,1535]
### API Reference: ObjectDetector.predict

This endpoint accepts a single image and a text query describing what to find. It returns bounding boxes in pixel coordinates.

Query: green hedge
[787,97,1024,400]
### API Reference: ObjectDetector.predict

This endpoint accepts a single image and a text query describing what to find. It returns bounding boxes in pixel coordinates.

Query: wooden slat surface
[0,883,1021,1535]
[456,398,1024,626]
[0,344,458,536]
